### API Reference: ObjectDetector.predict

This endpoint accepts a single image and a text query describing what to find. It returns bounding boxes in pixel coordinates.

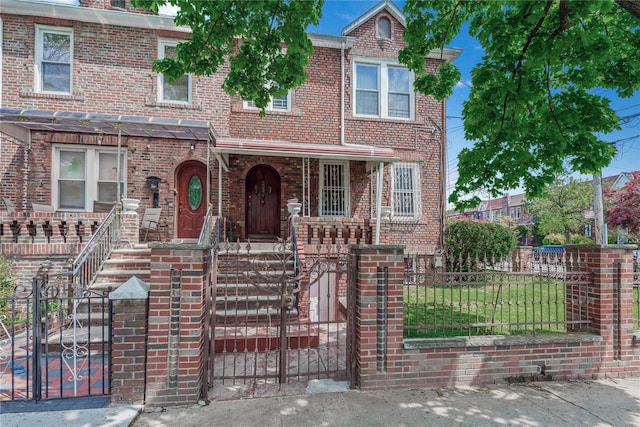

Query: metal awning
[213,137,399,162]
[0,108,398,162]
[0,108,211,141]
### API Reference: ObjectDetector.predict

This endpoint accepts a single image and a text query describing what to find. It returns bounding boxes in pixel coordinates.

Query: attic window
[377,17,391,39]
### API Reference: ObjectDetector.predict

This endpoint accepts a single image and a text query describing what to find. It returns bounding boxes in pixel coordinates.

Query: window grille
[320,162,349,216]
[392,163,420,220]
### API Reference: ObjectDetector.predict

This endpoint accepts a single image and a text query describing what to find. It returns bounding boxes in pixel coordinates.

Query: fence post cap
[109,276,149,300]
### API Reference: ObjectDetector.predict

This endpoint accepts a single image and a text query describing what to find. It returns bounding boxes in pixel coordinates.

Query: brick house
[0,0,459,254]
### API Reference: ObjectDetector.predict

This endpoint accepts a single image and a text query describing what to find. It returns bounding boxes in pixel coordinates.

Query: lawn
[404,272,571,338]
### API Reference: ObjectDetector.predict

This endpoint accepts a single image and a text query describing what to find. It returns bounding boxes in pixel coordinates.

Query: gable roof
[342,0,405,36]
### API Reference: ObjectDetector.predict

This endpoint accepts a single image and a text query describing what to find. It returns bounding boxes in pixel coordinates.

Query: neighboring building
[0,0,460,253]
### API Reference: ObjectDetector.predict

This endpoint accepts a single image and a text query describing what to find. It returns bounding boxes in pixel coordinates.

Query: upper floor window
[53,146,126,211]
[391,162,421,220]
[245,88,291,112]
[354,61,414,120]
[158,40,191,103]
[377,17,391,39]
[319,161,350,217]
[35,25,73,94]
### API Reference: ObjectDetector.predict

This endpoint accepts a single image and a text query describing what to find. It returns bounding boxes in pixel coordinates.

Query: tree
[605,172,640,233]
[132,0,323,111]
[400,0,640,208]
[529,175,592,244]
[136,1,639,203]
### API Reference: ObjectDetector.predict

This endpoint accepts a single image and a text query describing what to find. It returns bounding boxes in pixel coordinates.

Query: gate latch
[284,295,295,311]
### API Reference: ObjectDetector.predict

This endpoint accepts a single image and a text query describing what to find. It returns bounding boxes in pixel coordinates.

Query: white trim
[319,160,350,217]
[157,39,192,104]
[353,58,415,120]
[34,24,73,94]
[391,162,421,221]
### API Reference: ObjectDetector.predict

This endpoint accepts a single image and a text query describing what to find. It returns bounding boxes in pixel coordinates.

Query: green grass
[404,272,570,338]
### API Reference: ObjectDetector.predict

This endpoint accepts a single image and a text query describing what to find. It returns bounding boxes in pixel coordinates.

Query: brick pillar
[351,244,405,390]
[109,277,149,405]
[119,211,140,247]
[144,244,208,406]
[565,245,637,362]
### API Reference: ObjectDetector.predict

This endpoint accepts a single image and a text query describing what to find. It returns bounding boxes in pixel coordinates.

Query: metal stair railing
[71,204,120,292]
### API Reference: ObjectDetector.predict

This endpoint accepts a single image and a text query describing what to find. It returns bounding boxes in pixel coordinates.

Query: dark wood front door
[245,165,281,240]
[176,160,207,239]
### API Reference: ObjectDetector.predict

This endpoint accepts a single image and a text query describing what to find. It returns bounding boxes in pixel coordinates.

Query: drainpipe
[206,125,210,211]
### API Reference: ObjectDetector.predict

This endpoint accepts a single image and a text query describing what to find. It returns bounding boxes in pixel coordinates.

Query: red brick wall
[144,245,207,406]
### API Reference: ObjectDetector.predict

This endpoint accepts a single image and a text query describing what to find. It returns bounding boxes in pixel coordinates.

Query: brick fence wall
[351,244,640,390]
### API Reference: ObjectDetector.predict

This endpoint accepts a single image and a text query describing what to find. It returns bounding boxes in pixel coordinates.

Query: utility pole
[592,174,606,245]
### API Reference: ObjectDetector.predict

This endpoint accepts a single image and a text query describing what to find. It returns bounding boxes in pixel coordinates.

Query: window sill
[145,99,202,110]
[350,115,414,123]
[21,89,85,101]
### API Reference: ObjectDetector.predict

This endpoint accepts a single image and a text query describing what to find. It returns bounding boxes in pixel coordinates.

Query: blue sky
[310,0,640,201]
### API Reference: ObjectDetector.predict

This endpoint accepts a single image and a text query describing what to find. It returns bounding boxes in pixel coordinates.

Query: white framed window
[35,25,73,94]
[319,161,350,217]
[158,39,191,103]
[53,145,126,211]
[391,162,421,220]
[585,223,592,237]
[516,207,521,218]
[244,89,291,112]
[354,60,414,120]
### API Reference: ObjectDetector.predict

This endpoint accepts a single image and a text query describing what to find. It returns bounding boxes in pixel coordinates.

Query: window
[391,162,420,220]
[158,40,191,103]
[510,208,515,218]
[516,207,521,219]
[585,223,592,237]
[377,17,391,39]
[53,146,126,211]
[35,25,73,94]
[320,161,350,216]
[354,61,414,119]
[244,88,291,112]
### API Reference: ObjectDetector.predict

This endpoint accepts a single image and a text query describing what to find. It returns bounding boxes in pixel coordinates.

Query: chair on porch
[1,197,16,214]
[140,207,162,242]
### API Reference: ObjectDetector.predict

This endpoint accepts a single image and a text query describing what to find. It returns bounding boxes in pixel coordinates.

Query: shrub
[543,233,565,245]
[445,220,517,271]
[0,255,15,314]
[570,234,594,245]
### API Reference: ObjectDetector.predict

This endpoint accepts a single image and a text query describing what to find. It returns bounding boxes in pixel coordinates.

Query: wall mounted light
[146,176,161,191]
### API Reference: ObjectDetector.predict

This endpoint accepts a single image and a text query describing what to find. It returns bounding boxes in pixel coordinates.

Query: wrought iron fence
[71,205,119,291]
[0,267,110,401]
[403,252,592,338]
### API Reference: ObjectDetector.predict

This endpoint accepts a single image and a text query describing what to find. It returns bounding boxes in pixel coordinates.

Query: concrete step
[215,308,299,325]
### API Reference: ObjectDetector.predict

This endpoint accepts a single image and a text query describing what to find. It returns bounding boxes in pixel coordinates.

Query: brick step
[44,324,109,352]
[102,257,151,271]
[215,282,298,296]
[215,294,284,311]
[215,308,299,325]
[109,246,151,259]
[213,324,319,352]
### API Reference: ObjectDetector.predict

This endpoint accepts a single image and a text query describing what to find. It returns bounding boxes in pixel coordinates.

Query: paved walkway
[1,377,639,426]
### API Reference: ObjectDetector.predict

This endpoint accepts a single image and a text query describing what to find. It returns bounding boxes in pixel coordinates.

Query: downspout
[117,127,122,204]
[206,126,210,210]
[440,100,446,249]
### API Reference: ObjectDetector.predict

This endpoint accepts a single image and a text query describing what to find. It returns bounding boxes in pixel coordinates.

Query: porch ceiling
[0,108,211,141]
[213,137,399,162]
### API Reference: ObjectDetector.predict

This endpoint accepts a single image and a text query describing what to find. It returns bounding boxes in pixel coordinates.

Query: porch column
[374,162,384,245]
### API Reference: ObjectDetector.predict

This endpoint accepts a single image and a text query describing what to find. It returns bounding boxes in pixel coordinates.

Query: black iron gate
[206,238,355,396]
[0,268,110,401]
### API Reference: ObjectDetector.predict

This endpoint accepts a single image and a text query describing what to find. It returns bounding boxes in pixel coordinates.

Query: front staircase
[214,242,318,352]
[47,241,318,353]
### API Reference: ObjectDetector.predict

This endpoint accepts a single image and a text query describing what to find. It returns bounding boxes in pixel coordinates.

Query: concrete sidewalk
[1,377,639,427]
[133,377,640,427]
